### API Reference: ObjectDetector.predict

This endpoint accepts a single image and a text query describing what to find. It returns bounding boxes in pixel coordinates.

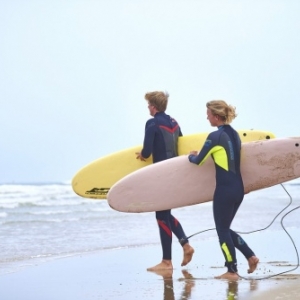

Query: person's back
[143,111,182,163]
[204,125,243,189]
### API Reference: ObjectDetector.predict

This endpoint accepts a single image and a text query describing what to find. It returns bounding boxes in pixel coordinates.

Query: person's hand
[189,151,198,156]
[135,152,146,161]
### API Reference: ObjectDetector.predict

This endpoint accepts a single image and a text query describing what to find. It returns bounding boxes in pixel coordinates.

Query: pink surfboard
[107,137,300,213]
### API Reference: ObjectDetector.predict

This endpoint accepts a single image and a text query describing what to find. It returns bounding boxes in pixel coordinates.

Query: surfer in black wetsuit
[136,91,194,271]
[188,100,259,280]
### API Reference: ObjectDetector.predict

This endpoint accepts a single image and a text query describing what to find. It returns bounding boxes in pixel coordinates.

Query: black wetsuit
[188,125,255,273]
[141,112,189,260]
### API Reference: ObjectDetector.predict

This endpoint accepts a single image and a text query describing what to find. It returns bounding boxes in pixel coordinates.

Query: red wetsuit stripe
[157,220,172,237]
[159,124,179,133]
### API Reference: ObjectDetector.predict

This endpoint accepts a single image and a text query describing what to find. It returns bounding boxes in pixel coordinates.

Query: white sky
[1,0,300,183]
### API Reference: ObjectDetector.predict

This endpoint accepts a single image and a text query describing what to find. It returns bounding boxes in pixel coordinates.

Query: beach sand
[0,229,299,300]
[251,279,300,300]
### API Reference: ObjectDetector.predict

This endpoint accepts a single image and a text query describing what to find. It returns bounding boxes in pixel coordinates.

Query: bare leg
[215,272,239,281]
[147,259,173,271]
[181,243,194,266]
[247,256,259,273]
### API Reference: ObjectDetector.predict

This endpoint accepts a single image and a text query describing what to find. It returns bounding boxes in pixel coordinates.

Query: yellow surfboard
[72,130,275,199]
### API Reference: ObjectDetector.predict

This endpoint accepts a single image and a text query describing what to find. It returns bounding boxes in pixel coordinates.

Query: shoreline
[0,230,299,300]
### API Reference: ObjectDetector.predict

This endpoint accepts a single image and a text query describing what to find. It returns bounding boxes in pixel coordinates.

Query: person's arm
[188,133,215,165]
[136,119,156,161]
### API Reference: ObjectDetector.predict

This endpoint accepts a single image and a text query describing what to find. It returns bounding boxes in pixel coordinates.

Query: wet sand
[0,230,299,299]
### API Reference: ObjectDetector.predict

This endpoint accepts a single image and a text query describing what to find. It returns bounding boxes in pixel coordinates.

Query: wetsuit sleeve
[141,119,156,159]
[188,133,217,165]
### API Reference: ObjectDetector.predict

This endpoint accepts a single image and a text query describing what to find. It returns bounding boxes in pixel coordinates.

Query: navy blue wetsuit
[188,125,255,273]
[141,112,189,260]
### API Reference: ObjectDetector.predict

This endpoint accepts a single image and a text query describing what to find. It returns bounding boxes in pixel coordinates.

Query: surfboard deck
[72,130,275,199]
[107,137,300,213]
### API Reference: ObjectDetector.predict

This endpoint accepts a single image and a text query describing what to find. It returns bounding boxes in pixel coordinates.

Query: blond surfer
[136,91,194,271]
[188,100,259,280]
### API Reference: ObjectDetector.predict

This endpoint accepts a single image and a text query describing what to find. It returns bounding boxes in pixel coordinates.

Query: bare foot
[247,256,259,274]
[215,272,239,281]
[181,244,194,266]
[147,260,173,271]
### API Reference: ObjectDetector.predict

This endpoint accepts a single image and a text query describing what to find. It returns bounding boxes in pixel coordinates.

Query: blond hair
[144,91,169,112]
[206,100,237,124]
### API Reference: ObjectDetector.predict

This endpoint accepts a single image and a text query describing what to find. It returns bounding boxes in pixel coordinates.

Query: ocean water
[0,179,299,276]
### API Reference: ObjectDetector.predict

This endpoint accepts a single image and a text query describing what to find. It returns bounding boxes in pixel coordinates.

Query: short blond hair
[206,100,237,124]
[145,91,169,112]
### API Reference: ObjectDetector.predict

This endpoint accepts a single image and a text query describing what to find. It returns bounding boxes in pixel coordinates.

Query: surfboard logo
[85,187,110,196]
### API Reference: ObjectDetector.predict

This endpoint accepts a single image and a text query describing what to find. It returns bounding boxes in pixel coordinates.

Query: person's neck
[153,110,161,116]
